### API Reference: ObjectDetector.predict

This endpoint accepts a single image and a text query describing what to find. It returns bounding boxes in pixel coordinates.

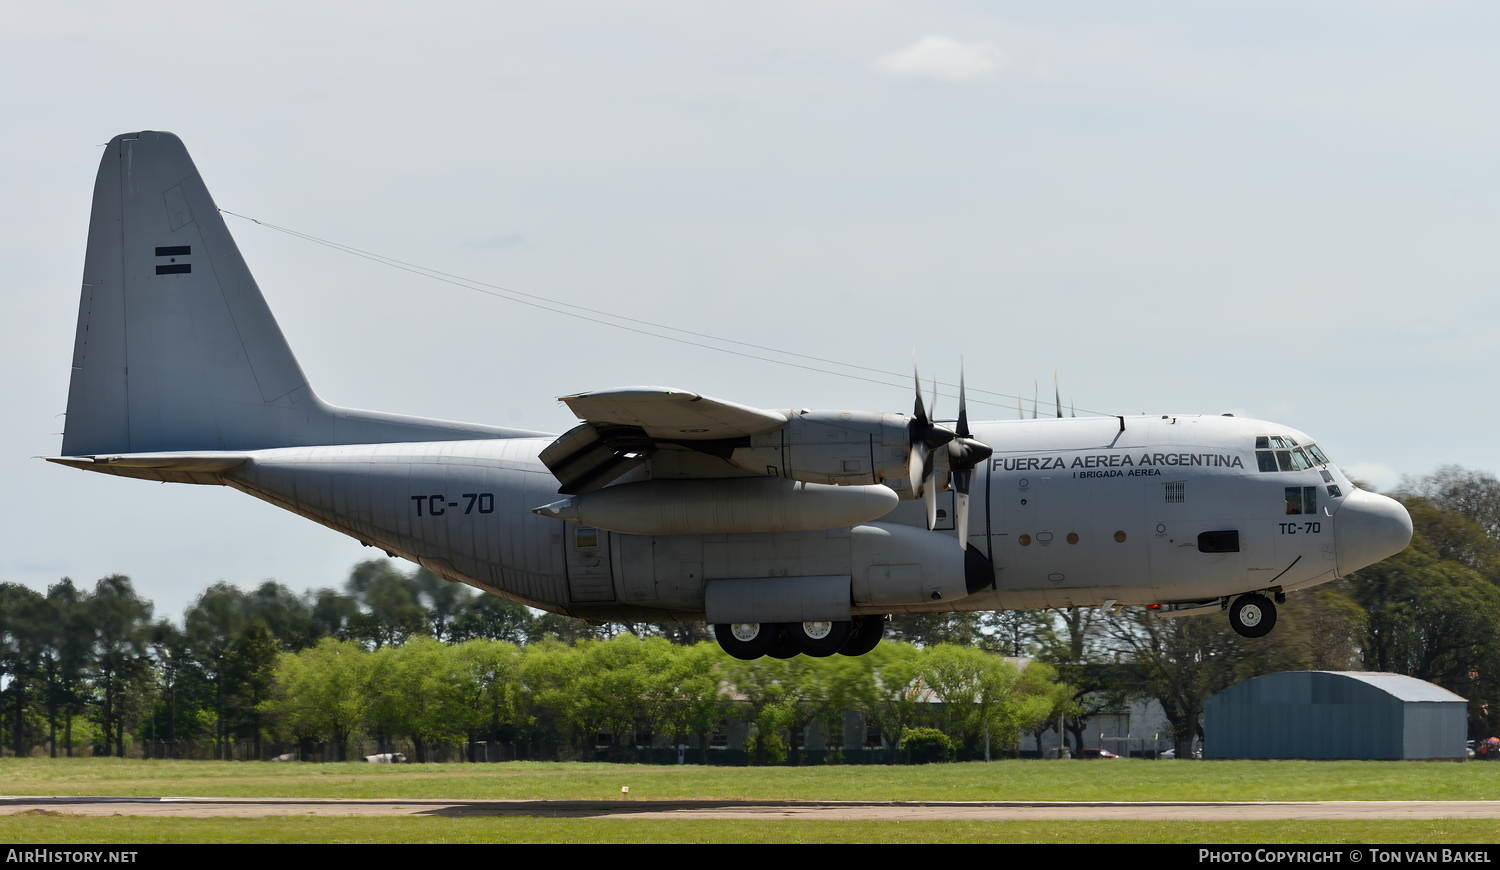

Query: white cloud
[874,35,1001,83]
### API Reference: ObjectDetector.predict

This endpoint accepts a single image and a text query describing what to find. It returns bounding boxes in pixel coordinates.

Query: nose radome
[1336,489,1414,576]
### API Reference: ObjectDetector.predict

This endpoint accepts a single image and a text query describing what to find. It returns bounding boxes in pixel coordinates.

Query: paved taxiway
[5,797,1500,820]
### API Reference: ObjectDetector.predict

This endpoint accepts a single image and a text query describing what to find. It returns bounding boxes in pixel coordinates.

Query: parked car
[364,752,408,764]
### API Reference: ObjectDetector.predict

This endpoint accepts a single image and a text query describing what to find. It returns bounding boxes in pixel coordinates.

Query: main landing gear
[714,615,885,660]
[1227,591,1282,638]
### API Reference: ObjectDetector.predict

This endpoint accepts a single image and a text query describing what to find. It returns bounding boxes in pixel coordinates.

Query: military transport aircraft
[49,132,1414,659]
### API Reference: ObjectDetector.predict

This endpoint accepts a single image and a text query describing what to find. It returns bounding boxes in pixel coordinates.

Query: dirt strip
[4,797,1500,820]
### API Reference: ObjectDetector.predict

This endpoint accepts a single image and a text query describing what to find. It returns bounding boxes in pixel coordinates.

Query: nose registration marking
[1279,522,1323,535]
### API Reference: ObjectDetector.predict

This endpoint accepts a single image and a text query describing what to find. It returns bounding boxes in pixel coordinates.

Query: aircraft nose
[1335,489,1413,576]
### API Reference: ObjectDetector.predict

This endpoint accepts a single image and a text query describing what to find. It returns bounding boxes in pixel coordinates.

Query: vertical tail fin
[62,131,525,455]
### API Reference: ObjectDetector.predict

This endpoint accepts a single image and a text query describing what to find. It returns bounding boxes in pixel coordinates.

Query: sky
[3,1,1498,621]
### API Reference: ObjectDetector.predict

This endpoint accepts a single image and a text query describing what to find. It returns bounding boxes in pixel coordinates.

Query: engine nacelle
[701,521,984,623]
[723,410,913,489]
[533,477,898,535]
[850,522,977,606]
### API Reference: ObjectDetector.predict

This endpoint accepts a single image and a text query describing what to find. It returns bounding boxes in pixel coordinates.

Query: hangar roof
[1306,671,1467,703]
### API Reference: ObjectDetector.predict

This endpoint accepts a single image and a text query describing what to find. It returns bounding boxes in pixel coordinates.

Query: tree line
[3,466,1499,762]
[266,635,1068,763]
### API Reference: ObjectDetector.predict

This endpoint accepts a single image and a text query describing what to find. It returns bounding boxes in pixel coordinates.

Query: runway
[5,797,1500,821]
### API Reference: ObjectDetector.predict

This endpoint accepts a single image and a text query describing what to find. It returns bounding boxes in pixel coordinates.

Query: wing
[558,387,788,439]
[543,387,789,493]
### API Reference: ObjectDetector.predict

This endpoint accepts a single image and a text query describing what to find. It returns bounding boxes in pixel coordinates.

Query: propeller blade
[908,365,955,501]
[957,367,970,438]
[913,367,928,426]
[1054,371,1064,419]
[924,481,938,530]
[955,489,970,551]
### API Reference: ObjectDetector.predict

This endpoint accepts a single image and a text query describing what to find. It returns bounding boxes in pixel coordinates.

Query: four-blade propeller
[908,366,993,550]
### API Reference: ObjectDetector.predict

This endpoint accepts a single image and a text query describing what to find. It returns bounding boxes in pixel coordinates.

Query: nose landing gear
[1228,592,1277,638]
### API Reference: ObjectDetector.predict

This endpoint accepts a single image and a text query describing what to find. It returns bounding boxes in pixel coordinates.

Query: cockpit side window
[1257,451,1277,472]
[1307,445,1330,465]
[1285,486,1317,515]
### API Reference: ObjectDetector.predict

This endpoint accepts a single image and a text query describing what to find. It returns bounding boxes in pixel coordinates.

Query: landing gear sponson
[714,616,885,660]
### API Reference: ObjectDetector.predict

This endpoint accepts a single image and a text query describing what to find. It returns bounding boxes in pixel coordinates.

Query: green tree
[89,576,154,757]
[1103,608,1303,758]
[1347,547,1500,734]
[184,582,248,759]
[366,636,473,761]
[225,622,281,758]
[917,645,1060,760]
[981,610,1052,657]
[897,726,955,763]
[309,588,361,641]
[449,595,535,644]
[452,638,524,761]
[516,638,588,759]
[144,619,202,757]
[722,654,800,764]
[567,636,676,760]
[886,612,983,647]
[243,581,318,650]
[1038,606,1125,755]
[650,643,727,763]
[41,579,94,757]
[412,568,474,642]
[1404,465,1500,543]
[265,637,371,760]
[847,641,923,762]
[346,560,427,649]
[0,582,47,757]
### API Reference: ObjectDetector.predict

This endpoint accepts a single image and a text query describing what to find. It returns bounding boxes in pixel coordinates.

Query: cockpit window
[1256,437,1332,472]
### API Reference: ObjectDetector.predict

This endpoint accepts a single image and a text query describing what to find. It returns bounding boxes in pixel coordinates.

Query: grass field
[6,815,1500,844]
[3,757,1499,802]
[5,758,1500,844]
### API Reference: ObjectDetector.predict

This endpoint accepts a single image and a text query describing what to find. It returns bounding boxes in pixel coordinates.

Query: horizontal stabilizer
[47,452,248,484]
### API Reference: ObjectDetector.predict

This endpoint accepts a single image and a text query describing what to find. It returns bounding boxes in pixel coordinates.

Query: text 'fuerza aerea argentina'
[991,452,1246,479]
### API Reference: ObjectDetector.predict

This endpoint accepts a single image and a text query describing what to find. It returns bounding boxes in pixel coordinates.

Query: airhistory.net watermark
[5,851,138,864]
